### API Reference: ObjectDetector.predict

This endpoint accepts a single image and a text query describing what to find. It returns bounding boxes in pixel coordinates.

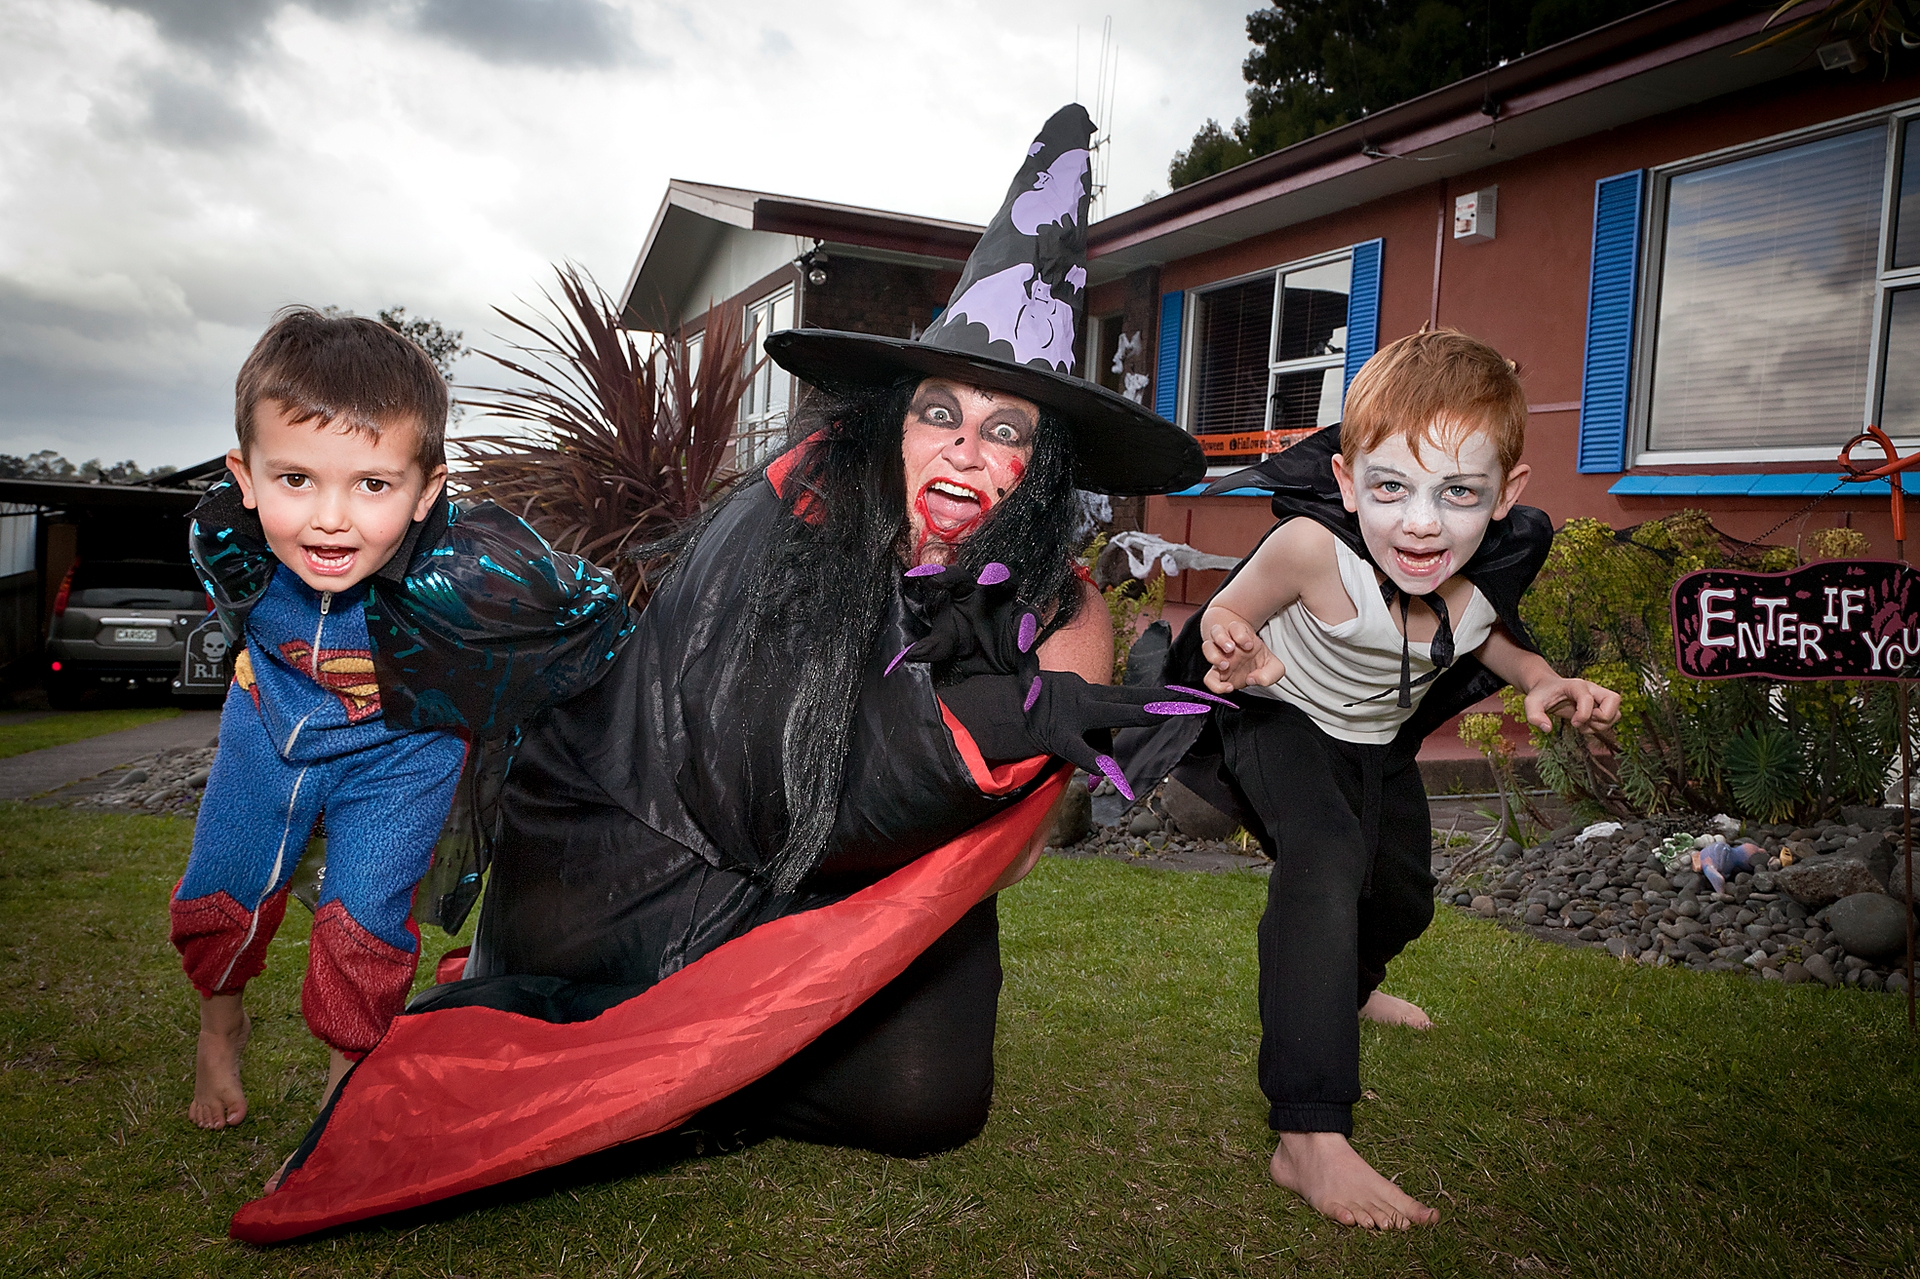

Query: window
[738,285,795,469]
[1184,253,1351,466]
[1637,105,1920,461]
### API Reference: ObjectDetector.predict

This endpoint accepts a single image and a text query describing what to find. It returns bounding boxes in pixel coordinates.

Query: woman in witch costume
[230,104,1208,1243]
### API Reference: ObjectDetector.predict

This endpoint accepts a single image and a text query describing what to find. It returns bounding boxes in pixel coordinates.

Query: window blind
[1646,127,1885,452]
[1191,275,1276,438]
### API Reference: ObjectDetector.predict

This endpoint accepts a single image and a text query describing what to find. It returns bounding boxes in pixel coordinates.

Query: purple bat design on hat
[943,265,1075,370]
[1011,149,1090,235]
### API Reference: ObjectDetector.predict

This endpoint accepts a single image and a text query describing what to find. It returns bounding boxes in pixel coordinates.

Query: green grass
[0,708,179,760]
[2,804,1917,1278]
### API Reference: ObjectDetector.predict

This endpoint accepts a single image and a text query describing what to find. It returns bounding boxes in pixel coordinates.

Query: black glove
[937,669,1217,801]
[887,561,1037,682]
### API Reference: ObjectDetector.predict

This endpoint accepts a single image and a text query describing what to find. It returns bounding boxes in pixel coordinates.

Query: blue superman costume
[171,477,633,1057]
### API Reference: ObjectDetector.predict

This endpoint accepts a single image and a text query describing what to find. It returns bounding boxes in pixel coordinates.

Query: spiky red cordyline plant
[453,264,758,607]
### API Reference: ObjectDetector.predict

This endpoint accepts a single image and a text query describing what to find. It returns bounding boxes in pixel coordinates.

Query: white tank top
[1243,539,1497,744]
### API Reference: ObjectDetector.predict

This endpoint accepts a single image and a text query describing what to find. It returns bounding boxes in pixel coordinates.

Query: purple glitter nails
[905,564,944,577]
[1143,701,1210,715]
[1095,755,1133,802]
[1023,675,1043,712]
[884,644,914,675]
[977,562,1010,586]
[1166,684,1236,707]
[1016,613,1038,652]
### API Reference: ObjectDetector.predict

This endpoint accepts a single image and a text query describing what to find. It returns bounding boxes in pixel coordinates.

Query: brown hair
[234,307,449,471]
[1340,328,1526,481]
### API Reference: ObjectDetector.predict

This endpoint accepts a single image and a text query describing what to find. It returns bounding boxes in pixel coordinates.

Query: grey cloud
[412,0,645,68]
[139,70,266,149]
[97,0,384,60]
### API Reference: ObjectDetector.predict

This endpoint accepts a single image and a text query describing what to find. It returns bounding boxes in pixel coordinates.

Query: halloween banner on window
[1672,560,1920,681]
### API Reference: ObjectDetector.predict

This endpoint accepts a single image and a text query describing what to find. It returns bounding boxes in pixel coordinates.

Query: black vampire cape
[1114,425,1554,819]
[229,471,1064,1244]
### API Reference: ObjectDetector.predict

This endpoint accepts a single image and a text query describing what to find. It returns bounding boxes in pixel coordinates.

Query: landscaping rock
[1802,953,1840,988]
[1781,962,1812,985]
[1777,852,1885,908]
[1841,805,1899,831]
[1161,778,1238,841]
[1047,784,1093,847]
[1471,895,1497,918]
[1890,855,1917,904]
[1827,892,1910,961]
[1127,810,1163,836]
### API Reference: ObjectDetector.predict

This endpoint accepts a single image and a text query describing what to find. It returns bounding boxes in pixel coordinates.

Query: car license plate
[113,627,160,644]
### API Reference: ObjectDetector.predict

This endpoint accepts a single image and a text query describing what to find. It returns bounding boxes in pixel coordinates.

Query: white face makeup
[1331,429,1527,597]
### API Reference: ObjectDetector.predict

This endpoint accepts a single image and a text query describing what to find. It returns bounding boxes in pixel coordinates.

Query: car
[44,559,210,708]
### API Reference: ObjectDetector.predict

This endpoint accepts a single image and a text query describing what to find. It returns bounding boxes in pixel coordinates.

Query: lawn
[0,707,179,760]
[1,804,1917,1278]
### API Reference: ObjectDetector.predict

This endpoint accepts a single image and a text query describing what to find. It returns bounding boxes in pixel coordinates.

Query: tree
[0,451,174,482]
[1170,1,1655,189]
[378,307,465,384]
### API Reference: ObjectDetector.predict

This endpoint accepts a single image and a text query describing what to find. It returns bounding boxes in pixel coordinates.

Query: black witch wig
[651,377,1086,892]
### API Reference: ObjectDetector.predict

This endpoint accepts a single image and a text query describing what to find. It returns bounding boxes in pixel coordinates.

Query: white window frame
[1631,97,1920,466]
[737,285,796,470]
[1180,247,1354,474]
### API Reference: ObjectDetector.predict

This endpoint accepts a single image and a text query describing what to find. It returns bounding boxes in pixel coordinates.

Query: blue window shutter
[1342,238,1383,394]
[1154,291,1183,421]
[1578,170,1646,473]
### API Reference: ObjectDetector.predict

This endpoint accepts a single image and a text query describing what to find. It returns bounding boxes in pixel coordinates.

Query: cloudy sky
[0,0,1253,471]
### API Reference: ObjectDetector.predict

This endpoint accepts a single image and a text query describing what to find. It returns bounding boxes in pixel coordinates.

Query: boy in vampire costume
[229,104,1209,1244]
[1119,330,1619,1230]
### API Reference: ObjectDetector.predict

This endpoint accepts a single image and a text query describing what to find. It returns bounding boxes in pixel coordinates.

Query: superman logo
[279,641,382,722]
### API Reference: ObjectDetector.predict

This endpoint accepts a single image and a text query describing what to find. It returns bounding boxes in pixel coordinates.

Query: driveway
[0,711,221,801]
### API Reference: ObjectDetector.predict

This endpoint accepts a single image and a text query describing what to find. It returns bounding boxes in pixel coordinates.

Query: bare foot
[1269,1131,1439,1229]
[265,1150,293,1194]
[321,1048,352,1111]
[1360,990,1433,1030]
[190,994,250,1130]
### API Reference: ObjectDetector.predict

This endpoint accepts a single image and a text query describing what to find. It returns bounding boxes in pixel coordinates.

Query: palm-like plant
[453,264,758,606]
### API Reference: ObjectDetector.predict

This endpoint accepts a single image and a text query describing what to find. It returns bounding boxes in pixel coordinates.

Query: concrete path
[0,711,221,801]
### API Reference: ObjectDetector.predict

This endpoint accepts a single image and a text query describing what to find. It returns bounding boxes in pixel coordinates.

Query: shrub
[1516,510,1903,823]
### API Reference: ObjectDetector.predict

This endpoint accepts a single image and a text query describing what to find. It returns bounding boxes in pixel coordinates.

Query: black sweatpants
[699,896,1003,1157]
[1218,699,1435,1136]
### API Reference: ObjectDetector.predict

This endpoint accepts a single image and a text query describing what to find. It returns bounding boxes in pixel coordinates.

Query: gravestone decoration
[174,614,233,696]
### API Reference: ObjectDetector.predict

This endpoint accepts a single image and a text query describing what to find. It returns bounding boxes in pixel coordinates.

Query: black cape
[1114,425,1553,817]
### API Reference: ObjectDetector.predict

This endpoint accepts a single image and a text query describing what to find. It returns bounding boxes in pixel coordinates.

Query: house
[621,0,1918,630]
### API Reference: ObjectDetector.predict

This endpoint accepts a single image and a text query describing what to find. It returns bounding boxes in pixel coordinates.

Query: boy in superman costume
[172,309,630,1139]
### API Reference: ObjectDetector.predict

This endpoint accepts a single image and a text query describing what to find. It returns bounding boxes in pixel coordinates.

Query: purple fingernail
[1143,701,1211,715]
[1017,613,1038,652]
[977,562,1010,586]
[1166,684,1236,707]
[885,644,913,675]
[1095,755,1133,802]
[906,564,944,577]
[1023,675,1042,712]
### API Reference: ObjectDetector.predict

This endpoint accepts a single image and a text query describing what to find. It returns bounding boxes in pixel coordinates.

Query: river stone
[1781,961,1812,985]
[1161,778,1239,841]
[1777,851,1885,908]
[1891,855,1918,904]
[1471,895,1497,918]
[1127,810,1163,836]
[1826,891,1911,960]
[1803,953,1840,988]
[1047,784,1093,847]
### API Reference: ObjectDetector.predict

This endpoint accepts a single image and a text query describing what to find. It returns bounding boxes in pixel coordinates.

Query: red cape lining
[229,773,1064,1244]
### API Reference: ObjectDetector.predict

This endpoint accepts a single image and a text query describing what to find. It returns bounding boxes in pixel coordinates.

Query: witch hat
[764,104,1206,497]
